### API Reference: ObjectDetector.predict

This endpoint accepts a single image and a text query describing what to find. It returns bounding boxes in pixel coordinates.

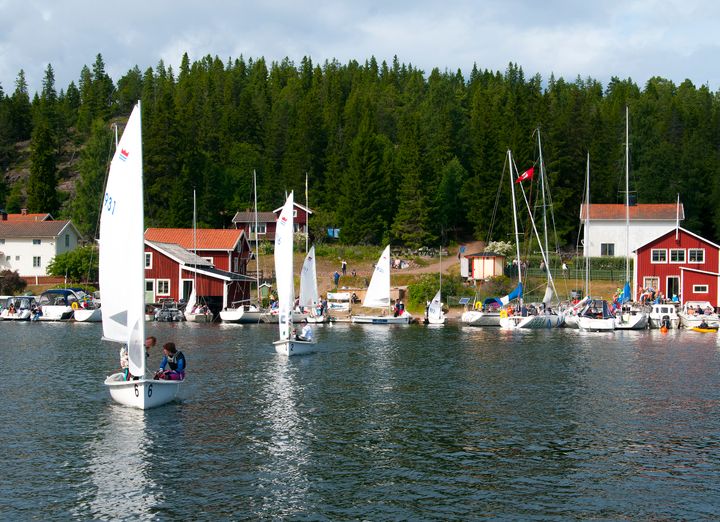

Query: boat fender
[71,302,79,310]
[499,309,508,318]
[475,302,482,310]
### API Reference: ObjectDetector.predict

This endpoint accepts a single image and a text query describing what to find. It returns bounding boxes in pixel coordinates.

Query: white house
[0,219,83,282]
[580,203,684,258]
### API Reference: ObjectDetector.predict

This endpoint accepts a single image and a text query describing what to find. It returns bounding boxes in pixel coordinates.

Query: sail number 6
[104,192,116,215]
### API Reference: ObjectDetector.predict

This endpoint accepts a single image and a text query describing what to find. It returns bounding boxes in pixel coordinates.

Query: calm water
[2,321,720,520]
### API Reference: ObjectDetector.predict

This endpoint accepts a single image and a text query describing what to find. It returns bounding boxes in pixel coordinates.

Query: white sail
[299,245,319,308]
[186,286,197,311]
[542,285,554,305]
[363,245,391,308]
[427,289,443,321]
[275,192,295,343]
[99,103,146,378]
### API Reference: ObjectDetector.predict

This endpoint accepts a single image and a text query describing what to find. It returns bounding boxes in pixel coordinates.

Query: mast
[585,153,591,298]
[253,169,261,305]
[625,106,630,285]
[193,188,197,303]
[508,150,523,306]
[305,171,309,254]
[538,129,550,258]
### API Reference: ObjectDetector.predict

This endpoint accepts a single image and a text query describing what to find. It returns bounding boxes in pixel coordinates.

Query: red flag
[515,166,534,183]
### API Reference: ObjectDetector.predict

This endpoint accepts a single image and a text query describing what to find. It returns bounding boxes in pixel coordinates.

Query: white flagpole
[675,193,680,240]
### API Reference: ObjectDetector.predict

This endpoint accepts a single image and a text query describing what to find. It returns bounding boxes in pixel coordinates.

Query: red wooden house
[232,202,313,242]
[634,227,720,306]
[143,228,254,312]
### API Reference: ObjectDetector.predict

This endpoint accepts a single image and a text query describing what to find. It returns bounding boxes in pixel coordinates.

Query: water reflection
[80,406,160,520]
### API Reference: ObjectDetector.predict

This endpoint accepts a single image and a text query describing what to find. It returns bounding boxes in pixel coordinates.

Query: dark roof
[0,220,75,238]
[232,211,278,224]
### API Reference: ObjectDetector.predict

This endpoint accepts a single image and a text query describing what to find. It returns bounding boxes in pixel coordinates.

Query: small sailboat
[273,192,315,356]
[220,170,272,324]
[300,245,326,323]
[184,190,212,322]
[351,245,412,324]
[425,245,446,325]
[103,102,183,409]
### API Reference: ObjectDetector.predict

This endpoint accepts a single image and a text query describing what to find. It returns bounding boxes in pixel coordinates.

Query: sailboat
[499,149,563,329]
[300,245,326,323]
[614,107,648,330]
[351,245,412,324]
[273,192,315,355]
[103,102,183,409]
[185,190,213,322]
[425,246,445,324]
[576,153,615,332]
[220,170,271,324]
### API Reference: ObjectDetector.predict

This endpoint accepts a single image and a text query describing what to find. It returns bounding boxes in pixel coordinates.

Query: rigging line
[486,155,508,247]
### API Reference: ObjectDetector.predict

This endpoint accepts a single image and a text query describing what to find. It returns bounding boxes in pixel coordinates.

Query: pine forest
[1,53,719,250]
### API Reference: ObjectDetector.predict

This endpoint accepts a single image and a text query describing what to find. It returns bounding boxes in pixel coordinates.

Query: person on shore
[155,342,186,381]
[341,260,347,276]
[333,271,340,287]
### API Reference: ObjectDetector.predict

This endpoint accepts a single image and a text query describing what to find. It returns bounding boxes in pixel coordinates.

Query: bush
[407,274,466,308]
[0,270,27,295]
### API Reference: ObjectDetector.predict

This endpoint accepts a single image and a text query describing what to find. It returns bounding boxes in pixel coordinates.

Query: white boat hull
[273,339,316,356]
[305,313,327,324]
[104,372,182,409]
[563,314,579,329]
[461,310,501,326]
[38,305,74,321]
[1,310,32,321]
[649,316,680,329]
[351,314,411,324]
[426,314,446,325]
[185,311,213,322]
[577,317,616,331]
[614,312,648,330]
[219,307,268,323]
[73,308,102,322]
[500,314,563,329]
[679,314,720,329]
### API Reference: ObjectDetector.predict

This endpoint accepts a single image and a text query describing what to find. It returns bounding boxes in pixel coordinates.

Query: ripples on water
[1,322,720,519]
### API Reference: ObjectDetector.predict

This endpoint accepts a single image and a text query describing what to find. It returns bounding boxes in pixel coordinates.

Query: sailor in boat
[700,319,709,329]
[295,323,313,342]
[120,336,157,380]
[155,342,186,381]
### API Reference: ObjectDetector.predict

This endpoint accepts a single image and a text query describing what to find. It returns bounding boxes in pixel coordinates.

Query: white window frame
[145,280,155,292]
[250,223,267,235]
[33,256,41,267]
[669,249,685,263]
[156,279,170,295]
[643,277,659,292]
[600,243,615,256]
[292,209,298,218]
[203,257,213,265]
[145,252,153,269]
[688,248,705,264]
[32,239,41,245]
[651,249,667,263]
[693,284,709,293]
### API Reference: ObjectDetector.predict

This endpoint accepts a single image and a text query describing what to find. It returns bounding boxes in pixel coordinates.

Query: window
[15,255,19,261]
[5,256,9,262]
[145,280,154,292]
[651,249,667,263]
[0,239,4,244]
[65,234,70,247]
[33,256,41,267]
[600,243,615,256]
[688,249,705,263]
[203,257,213,265]
[643,277,659,292]
[250,224,267,235]
[669,249,685,263]
[32,239,41,245]
[145,252,153,269]
[693,284,709,293]
[157,279,170,295]
[292,209,298,218]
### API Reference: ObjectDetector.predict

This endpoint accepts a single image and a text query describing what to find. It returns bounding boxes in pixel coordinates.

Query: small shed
[462,252,505,281]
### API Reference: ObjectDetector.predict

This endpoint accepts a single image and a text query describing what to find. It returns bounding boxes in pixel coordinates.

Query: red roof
[580,203,684,221]
[4,212,53,222]
[144,228,245,250]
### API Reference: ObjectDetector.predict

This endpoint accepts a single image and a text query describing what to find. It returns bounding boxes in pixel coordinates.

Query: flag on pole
[515,167,534,183]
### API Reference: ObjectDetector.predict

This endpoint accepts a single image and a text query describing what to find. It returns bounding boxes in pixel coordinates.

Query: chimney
[21,208,28,215]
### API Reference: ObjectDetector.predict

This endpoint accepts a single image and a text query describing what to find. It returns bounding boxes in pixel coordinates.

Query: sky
[1,0,719,96]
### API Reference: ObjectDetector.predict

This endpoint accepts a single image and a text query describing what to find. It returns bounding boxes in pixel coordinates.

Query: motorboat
[36,288,80,321]
[614,302,649,330]
[679,301,720,329]
[648,302,680,329]
[576,299,616,332]
[154,299,186,322]
[0,295,38,321]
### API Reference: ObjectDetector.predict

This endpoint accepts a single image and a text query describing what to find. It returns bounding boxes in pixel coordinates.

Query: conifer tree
[27,115,59,214]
